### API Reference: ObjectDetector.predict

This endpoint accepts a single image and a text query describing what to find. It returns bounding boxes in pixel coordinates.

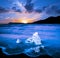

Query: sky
[0,0,60,24]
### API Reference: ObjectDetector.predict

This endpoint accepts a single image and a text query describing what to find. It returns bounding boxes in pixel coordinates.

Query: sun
[21,20,28,24]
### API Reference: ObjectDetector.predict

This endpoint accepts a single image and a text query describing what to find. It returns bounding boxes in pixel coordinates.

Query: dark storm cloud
[34,9,42,13]
[45,4,60,15]
[0,6,9,13]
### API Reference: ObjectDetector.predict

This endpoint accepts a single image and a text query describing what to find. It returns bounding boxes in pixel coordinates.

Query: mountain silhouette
[33,16,60,24]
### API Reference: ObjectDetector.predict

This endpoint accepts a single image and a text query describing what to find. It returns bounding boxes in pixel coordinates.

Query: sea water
[0,24,60,58]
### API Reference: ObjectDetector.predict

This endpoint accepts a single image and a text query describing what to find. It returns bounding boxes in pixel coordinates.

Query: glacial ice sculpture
[24,32,45,57]
[25,32,42,45]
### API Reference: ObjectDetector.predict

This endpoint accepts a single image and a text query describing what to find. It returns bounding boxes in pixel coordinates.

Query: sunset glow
[12,18,34,23]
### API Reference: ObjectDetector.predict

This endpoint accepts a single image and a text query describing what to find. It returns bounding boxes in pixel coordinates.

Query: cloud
[45,4,60,16]
[0,0,60,22]
[10,0,26,12]
[0,6,9,13]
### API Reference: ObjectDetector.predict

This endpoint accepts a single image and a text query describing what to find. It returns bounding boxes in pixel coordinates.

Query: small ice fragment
[33,46,40,52]
[16,39,20,43]
[41,45,44,48]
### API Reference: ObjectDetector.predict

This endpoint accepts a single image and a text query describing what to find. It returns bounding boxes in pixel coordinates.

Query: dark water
[0,24,60,58]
